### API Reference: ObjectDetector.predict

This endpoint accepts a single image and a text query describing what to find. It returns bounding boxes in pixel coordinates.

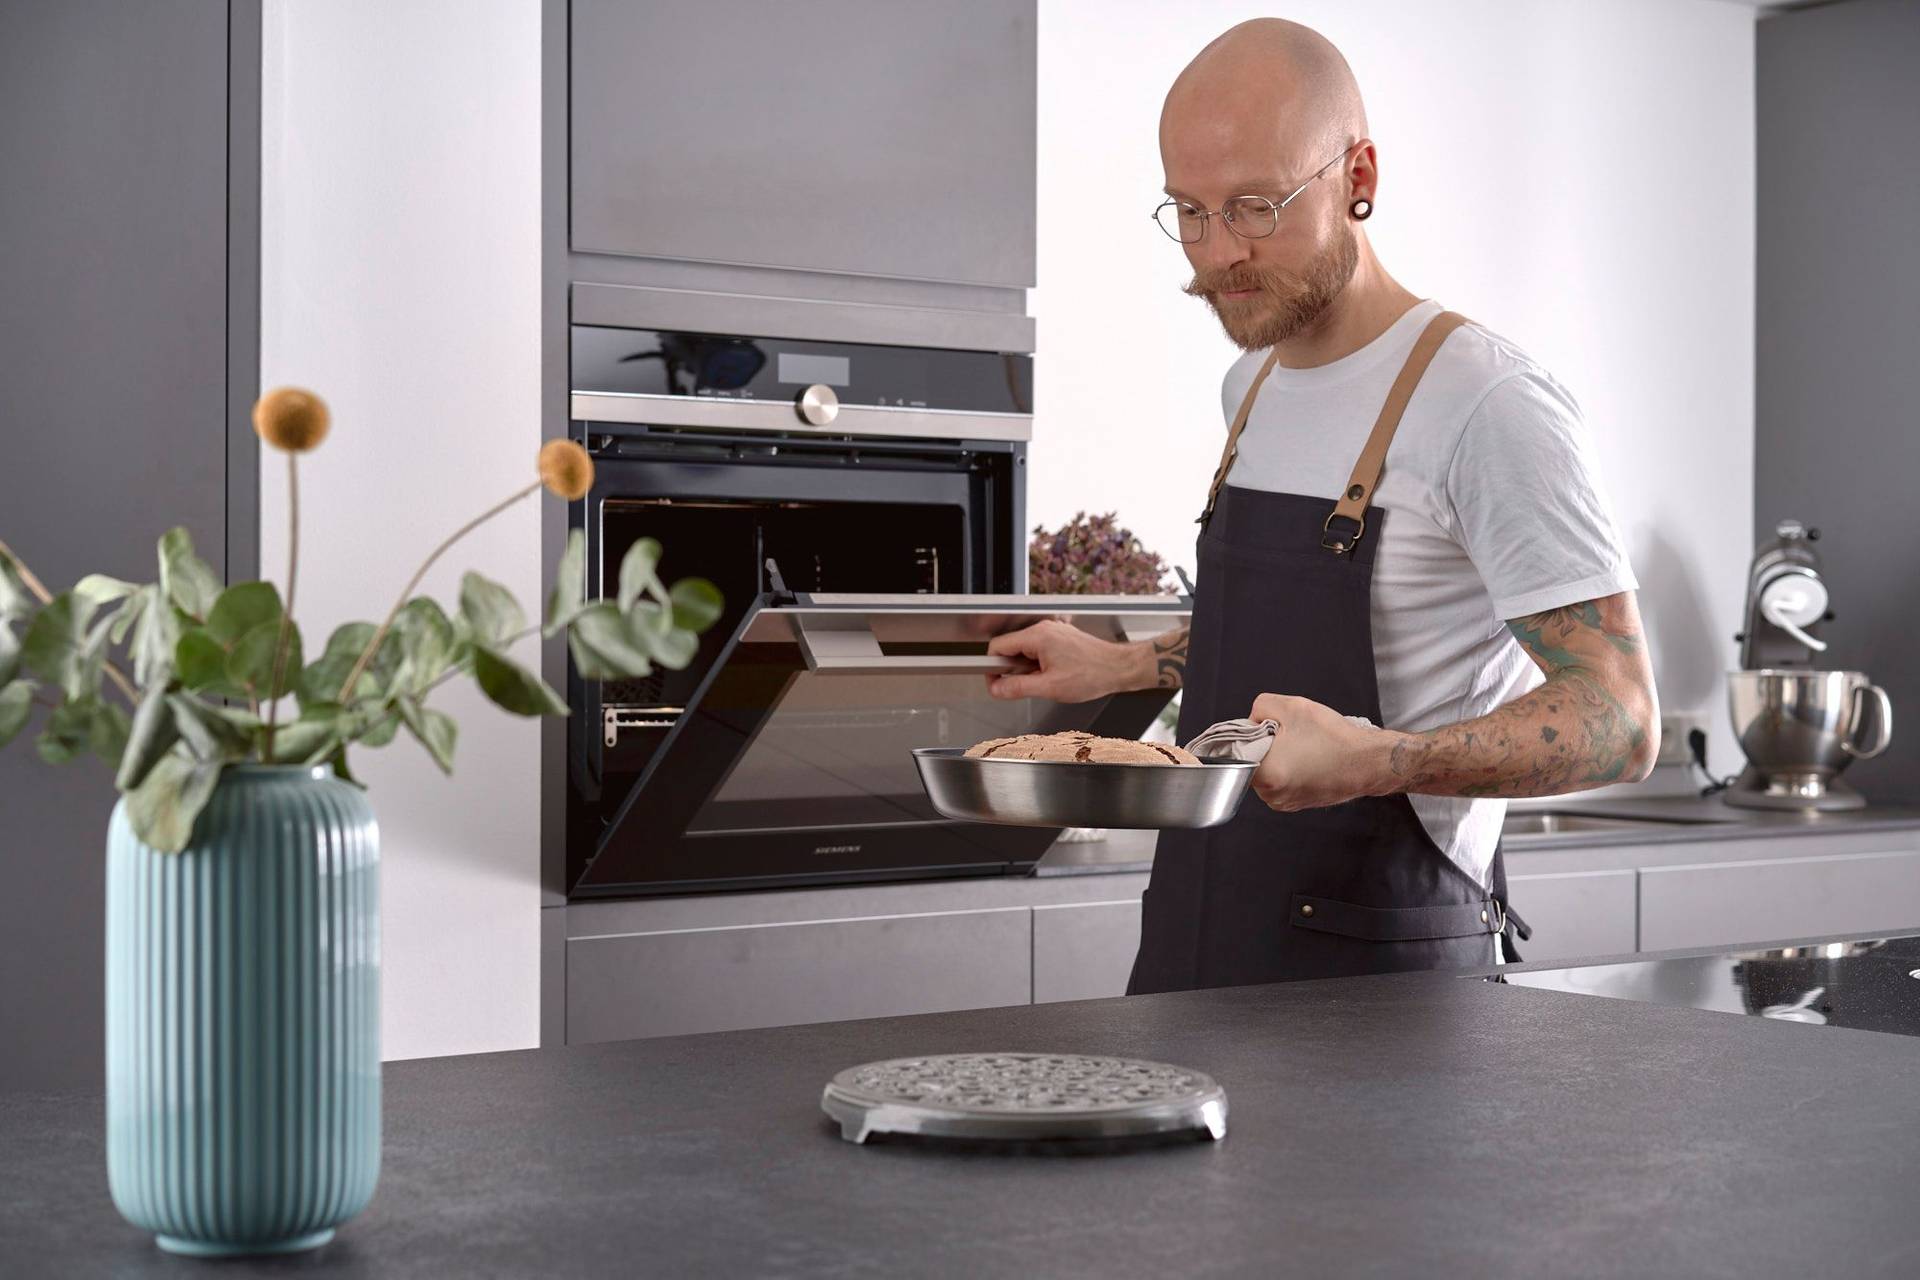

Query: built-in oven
[564,324,1186,898]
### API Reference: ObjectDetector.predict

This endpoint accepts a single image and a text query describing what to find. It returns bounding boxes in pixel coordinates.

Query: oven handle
[792,614,1027,676]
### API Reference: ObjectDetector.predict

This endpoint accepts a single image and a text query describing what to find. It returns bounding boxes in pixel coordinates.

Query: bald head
[1161,19,1366,187]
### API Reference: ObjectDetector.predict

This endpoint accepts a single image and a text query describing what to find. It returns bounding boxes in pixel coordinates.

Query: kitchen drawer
[1640,848,1920,953]
[1032,899,1142,1004]
[1505,869,1638,962]
[566,906,1030,1044]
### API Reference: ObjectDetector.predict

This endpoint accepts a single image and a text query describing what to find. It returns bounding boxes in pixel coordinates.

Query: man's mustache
[1182,267,1296,299]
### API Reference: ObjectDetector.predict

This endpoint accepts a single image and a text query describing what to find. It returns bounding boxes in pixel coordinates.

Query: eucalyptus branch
[335,481,541,703]
[0,536,142,707]
[263,453,299,759]
[302,621,545,767]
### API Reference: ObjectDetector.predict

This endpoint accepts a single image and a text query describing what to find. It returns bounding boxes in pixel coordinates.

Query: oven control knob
[796,383,840,427]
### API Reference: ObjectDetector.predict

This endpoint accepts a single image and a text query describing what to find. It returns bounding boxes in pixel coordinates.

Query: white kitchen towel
[1184,714,1376,762]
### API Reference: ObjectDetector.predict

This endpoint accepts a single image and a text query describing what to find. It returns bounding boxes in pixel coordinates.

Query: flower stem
[0,537,140,707]
[263,454,299,759]
[335,480,541,703]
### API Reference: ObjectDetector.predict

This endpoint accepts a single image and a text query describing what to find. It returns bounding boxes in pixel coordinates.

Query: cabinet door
[1505,869,1638,962]
[566,906,1030,1044]
[1640,848,1920,953]
[1032,900,1142,1003]
[570,0,1036,286]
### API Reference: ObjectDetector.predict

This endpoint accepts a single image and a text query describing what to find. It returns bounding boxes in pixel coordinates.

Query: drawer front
[566,907,1030,1044]
[1640,849,1920,953]
[1032,900,1143,1004]
[1505,869,1638,962]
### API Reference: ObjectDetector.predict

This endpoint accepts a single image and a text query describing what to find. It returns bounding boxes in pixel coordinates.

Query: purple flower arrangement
[1028,512,1171,595]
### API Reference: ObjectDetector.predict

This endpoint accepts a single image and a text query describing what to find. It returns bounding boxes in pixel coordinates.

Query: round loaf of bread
[963,731,1199,766]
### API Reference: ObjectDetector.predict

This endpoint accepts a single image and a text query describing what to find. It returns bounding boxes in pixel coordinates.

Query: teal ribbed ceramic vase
[105,764,381,1257]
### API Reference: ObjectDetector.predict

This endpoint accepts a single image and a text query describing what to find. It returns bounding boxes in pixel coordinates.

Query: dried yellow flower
[252,387,331,453]
[538,439,594,501]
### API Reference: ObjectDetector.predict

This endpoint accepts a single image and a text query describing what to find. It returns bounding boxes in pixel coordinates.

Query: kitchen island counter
[6,946,1920,1277]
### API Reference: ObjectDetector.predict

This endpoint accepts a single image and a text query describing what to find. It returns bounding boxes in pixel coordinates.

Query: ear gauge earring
[1350,198,1373,221]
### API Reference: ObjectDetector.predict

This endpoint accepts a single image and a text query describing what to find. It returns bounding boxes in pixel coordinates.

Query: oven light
[1825,942,1846,959]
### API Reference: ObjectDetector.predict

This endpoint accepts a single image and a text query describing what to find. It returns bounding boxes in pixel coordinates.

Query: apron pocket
[1290,893,1497,943]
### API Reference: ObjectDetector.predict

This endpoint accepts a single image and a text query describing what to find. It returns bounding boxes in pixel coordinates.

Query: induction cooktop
[1495,934,1920,1037]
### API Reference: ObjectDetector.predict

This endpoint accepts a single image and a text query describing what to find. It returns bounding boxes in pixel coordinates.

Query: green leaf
[668,578,725,633]
[125,754,224,853]
[173,629,232,692]
[650,626,699,670]
[20,594,80,686]
[74,574,137,609]
[107,585,148,646]
[166,693,254,761]
[0,549,34,622]
[88,699,130,767]
[326,744,361,787]
[0,681,33,747]
[301,621,389,707]
[226,619,304,700]
[204,581,282,645]
[356,705,401,748]
[36,696,93,765]
[471,645,567,717]
[116,687,181,790]
[567,603,654,681]
[396,698,457,774]
[267,714,339,765]
[617,538,663,613]
[392,598,455,696]
[459,572,524,647]
[129,589,183,687]
[157,527,220,621]
[0,624,19,687]
[545,529,588,638]
[628,599,673,639]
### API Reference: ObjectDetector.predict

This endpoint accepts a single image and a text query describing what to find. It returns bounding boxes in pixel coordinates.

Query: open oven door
[569,592,1188,897]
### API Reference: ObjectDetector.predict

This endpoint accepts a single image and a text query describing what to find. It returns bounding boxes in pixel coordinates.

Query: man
[986,18,1659,990]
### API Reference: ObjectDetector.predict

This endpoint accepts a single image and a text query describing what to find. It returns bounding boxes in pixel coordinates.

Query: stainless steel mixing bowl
[911,747,1256,829]
[1726,669,1892,800]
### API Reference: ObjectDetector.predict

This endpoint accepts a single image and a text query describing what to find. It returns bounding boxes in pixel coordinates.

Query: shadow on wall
[1632,524,1724,720]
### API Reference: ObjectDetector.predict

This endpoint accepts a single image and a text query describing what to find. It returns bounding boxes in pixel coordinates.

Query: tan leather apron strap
[1324,310,1472,553]
[1197,344,1286,525]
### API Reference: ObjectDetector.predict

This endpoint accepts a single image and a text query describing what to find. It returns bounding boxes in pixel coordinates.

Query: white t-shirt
[1220,298,1638,888]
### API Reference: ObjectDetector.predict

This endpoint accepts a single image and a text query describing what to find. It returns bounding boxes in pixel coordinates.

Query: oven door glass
[571,596,1184,897]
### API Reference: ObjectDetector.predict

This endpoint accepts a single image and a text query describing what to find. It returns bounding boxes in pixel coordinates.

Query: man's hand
[985,620,1178,702]
[1246,693,1398,811]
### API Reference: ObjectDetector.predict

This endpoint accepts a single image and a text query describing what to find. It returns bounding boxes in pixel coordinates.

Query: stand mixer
[1723,520,1893,810]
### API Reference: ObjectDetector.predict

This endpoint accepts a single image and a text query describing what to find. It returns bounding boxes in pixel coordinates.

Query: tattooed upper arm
[1506,592,1660,771]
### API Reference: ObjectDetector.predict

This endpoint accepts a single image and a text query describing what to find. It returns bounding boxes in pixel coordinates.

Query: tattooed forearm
[1150,625,1189,690]
[1380,593,1659,799]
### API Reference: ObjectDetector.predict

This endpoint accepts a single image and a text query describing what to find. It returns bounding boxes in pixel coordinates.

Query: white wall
[260,0,543,1060]
[1031,0,1757,782]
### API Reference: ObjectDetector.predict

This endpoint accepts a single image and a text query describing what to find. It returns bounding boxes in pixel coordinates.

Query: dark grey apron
[1129,310,1529,994]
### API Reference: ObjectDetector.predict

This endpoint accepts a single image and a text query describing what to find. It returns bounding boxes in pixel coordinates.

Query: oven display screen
[777,352,850,387]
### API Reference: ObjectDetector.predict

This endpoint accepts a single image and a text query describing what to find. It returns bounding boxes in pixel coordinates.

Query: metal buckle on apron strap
[1320,511,1365,554]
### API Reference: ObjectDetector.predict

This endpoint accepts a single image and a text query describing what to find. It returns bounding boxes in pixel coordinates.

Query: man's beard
[1183,221,1359,351]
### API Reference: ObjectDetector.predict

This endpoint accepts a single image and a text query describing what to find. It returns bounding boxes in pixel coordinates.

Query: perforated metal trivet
[821,1052,1228,1145]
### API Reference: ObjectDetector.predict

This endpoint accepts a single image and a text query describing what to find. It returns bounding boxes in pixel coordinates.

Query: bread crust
[963,731,1199,766]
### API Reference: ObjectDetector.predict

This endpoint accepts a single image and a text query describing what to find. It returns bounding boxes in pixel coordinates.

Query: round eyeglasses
[1152,144,1355,245]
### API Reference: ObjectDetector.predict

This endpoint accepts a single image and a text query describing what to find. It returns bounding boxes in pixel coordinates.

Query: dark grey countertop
[1031,796,1920,875]
[7,948,1920,1277]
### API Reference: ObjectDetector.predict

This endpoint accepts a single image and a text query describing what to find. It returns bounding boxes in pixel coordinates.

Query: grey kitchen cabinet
[569,0,1036,287]
[1505,869,1638,962]
[1639,847,1920,953]
[566,906,1031,1044]
[1032,899,1143,1003]
[0,0,258,1092]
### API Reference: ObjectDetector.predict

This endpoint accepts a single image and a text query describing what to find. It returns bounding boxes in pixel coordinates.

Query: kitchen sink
[1500,809,1725,837]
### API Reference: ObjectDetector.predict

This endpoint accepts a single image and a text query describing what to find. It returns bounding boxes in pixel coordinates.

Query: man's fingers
[988,672,1043,701]
[1250,693,1294,724]
[987,625,1048,659]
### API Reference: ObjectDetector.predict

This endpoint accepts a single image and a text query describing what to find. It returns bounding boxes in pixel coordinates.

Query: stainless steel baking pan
[911,747,1256,830]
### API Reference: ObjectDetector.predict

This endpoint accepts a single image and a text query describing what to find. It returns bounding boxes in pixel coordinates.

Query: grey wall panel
[1505,870,1638,962]
[0,2,255,1091]
[570,0,1036,287]
[1640,849,1920,953]
[1756,0,1920,802]
[1032,900,1142,1003]
[567,907,1032,1044]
